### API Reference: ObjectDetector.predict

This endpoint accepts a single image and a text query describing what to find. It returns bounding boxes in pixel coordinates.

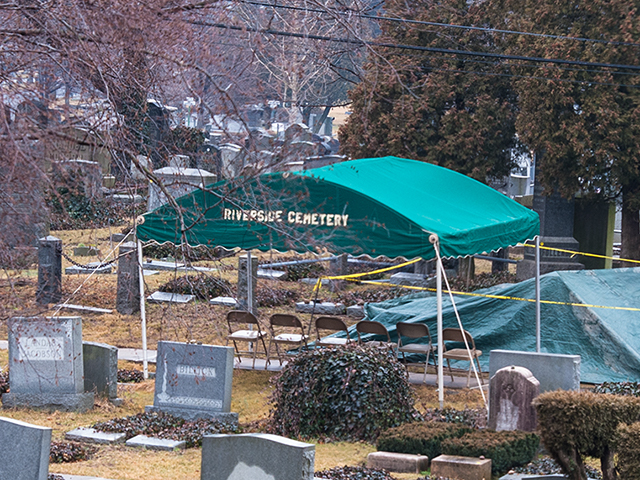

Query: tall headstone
[219,144,244,179]
[36,236,62,305]
[131,155,151,181]
[488,365,540,432]
[83,341,120,404]
[146,341,238,424]
[116,242,140,315]
[201,433,315,480]
[3,316,94,412]
[0,416,52,480]
[516,181,584,280]
[330,253,348,276]
[52,159,103,200]
[237,254,258,313]
[323,117,334,137]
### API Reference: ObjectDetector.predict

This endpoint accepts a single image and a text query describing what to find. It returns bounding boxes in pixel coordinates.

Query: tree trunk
[600,447,617,480]
[554,449,588,480]
[621,182,640,266]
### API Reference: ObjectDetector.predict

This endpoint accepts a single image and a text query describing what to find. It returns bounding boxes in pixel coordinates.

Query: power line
[236,0,640,48]
[188,19,640,73]
[390,49,640,79]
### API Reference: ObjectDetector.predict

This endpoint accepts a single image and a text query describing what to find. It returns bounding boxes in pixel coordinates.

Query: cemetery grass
[0,227,491,479]
[0,356,485,480]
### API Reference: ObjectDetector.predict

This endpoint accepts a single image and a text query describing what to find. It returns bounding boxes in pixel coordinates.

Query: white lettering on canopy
[224,208,349,227]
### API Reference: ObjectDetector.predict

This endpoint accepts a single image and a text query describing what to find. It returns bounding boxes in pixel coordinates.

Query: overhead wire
[188,19,640,73]
[235,0,640,48]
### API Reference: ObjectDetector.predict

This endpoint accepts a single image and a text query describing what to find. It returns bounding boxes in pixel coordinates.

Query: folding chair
[315,316,351,347]
[396,322,436,383]
[226,310,269,369]
[442,327,483,387]
[268,314,309,365]
[356,320,396,352]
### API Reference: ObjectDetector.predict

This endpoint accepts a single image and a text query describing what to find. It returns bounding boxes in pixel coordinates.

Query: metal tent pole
[429,234,444,408]
[137,240,149,379]
[247,250,254,314]
[535,236,541,353]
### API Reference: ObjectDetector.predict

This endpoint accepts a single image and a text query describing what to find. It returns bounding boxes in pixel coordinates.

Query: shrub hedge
[269,344,418,441]
[376,421,471,460]
[534,390,640,480]
[594,382,640,397]
[441,430,539,476]
[615,422,640,479]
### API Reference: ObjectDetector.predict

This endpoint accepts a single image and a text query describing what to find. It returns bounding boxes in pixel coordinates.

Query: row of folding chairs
[225,310,482,386]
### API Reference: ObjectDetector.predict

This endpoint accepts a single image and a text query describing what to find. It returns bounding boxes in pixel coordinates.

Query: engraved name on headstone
[145,341,237,424]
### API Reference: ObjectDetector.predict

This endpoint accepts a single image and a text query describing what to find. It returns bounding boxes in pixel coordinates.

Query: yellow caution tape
[521,243,640,265]
[313,257,421,291]
[350,279,640,312]
[310,249,640,312]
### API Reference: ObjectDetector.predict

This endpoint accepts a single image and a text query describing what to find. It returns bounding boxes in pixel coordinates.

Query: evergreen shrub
[269,344,419,441]
[534,390,640,480]
[376,421,471,459]
[441,430,539,475]
[615,422,640,479]
[159,274,232,300]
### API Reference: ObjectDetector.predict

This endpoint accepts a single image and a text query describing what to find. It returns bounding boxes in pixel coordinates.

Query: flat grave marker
[147,291,195,304]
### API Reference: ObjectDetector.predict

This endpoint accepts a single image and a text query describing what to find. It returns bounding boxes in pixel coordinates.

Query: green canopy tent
[137,156,540,403]
[137,156,539,259]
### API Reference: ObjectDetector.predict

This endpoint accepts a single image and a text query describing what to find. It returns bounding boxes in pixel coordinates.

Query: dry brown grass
[0,227,489,480]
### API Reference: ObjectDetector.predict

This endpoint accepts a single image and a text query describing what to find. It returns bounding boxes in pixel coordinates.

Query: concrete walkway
[0,340,486,389]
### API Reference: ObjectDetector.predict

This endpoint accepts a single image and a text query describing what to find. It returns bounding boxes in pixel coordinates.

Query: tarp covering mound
[355,268,640,383]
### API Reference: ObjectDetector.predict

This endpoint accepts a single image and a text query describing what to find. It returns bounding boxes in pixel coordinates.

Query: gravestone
[220,144,244,179]
[201,433,315,480]
[116,242,140,315]
[488,366,539,432]
[145,341,238,424]
[489,350,580,393]
[3,316,94,412]
[284,123,312,143]
[323,117,334,137]
[170,154,190,168]
[36,236,62,305]
[516,181,584,280]
[237,255,258,313]
[147,167,217,211]
[52,159,103,200]
[131,155,151,181]
[330,253,348,276]
[0,416,52,480]
[83,341,120,404]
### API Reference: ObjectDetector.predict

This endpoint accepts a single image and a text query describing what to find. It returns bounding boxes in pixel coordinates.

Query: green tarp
[354,268,640,383]
[137,157,539,259]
